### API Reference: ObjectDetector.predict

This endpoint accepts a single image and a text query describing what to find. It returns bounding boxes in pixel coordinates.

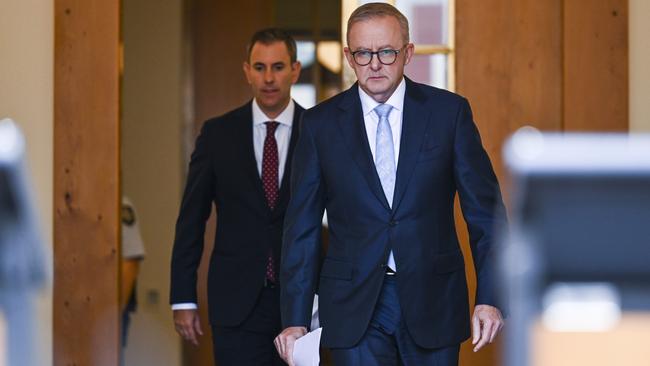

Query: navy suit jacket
[170,101,304,327]
[281,78,506,349]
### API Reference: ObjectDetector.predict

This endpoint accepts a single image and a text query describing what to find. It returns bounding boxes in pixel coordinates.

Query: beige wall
[121,0,184,364]
[0,0,53,365]
[630,0,650,132]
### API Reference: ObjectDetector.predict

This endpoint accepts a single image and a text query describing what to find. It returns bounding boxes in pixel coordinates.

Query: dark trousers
[330,275,460,366]
[212,285,284,366]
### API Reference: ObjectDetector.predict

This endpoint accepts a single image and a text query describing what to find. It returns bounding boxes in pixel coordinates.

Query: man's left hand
[274,326,308,365]
[471,304,504,352]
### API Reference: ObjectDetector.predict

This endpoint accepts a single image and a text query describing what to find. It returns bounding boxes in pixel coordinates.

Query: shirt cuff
[171,303,198,310]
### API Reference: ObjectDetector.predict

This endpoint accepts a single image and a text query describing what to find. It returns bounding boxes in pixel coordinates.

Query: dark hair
[247,28,297,63]
[347,2,410,45]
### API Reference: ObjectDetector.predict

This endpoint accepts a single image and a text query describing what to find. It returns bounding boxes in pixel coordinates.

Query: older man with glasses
[275,3,506,366]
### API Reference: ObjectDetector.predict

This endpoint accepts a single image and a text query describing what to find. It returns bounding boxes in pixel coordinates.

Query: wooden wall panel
[53,1,120,365]
[456,1,563,365]
[192,0,274,129]
[456,1,628,365]
[456,0,563,181]
[564,0,628,131]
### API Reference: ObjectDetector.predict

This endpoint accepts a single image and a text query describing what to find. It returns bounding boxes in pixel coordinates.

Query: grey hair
[347,2,410,45]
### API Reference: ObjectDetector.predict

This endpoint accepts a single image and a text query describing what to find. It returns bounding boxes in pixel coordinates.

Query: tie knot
[265,121,279,133]
[374,104,392,119]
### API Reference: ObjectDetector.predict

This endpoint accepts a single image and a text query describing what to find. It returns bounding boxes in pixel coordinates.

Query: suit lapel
[240,102,272,214]
[337,84,391,210]
[274,104,303,217]
[392,78,431,212]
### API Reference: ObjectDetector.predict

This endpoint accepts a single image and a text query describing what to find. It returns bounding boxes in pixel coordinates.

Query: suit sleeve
[452,98,508,310]
[281,113,326,329]
[169,121,216,305]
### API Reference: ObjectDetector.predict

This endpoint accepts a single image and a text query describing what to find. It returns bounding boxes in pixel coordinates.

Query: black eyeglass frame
[350,45,407,66]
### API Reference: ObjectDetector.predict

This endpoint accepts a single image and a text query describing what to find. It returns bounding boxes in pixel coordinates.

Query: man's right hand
[173,309,203,346]
[274,326,308,366]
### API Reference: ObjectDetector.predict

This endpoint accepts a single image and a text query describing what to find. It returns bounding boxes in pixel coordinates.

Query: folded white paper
[292,327,322,366]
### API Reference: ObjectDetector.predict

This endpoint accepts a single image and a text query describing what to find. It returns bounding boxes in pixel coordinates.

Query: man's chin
[361,83,391,101]
[257,97,290,116]
[257,97,279,109]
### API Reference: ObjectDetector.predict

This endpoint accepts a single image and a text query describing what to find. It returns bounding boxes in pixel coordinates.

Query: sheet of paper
[292,327,322,366]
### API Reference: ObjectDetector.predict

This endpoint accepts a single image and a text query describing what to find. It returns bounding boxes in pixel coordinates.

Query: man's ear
[291,61,302,84]
[343,47,355,69]
[403,43,415,66]
[242,62,252,84]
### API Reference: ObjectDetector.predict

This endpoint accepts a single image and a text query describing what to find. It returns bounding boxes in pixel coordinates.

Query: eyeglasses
[350,46,405,66]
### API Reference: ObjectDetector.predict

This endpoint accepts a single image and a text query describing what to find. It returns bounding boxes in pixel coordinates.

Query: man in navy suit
[275,3,506,365]
[170,28,303,365]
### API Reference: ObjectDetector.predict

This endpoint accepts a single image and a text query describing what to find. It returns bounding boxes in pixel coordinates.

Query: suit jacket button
[389,220,398,227]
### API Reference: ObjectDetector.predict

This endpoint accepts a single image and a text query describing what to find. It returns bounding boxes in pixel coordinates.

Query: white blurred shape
[296,41,315,68]
[509,126,544,161]
[0,119,25,161]
[291,84,316,109]
[542,283,621,332]
[505,130,650,174]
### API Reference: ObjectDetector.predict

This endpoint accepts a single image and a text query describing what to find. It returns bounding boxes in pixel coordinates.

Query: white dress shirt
[172,99,295,311]
[358,78,406,272]
[252,98,295,184]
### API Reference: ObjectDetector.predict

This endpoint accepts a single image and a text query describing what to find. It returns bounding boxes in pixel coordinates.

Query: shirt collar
[358,77,406,117]
[252,98,295,127]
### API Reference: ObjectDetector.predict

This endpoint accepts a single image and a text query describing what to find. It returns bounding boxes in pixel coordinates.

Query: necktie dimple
[262,121,279,282]
[374,104,395,206]
[374,104,398,271]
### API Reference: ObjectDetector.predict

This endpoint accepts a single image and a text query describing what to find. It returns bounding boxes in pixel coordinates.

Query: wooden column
[455,0,627,365]
[563,0,628,131]
[53,0,121,365]
[456,2,563,365]
[456,0,563,180]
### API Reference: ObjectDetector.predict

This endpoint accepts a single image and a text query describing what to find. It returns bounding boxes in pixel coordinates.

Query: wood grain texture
[456,1,563,365]
[563,0,628,131]
[53,0,120,365]
[455,1,628,365]
[456,0,563,181]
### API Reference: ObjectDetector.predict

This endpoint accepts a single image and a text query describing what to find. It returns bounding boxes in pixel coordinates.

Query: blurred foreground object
[501,128,650,366]
[0,118,48,366]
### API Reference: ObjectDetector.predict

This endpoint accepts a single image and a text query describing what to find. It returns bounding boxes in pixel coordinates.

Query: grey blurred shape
[0,118,47,366]
[500,129,650,366]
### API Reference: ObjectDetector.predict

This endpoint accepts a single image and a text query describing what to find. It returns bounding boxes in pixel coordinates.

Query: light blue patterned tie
[374,103,397,271]
[374,103,395,207]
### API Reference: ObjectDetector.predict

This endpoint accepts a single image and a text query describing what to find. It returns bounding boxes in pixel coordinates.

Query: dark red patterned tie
[262,121,279,282]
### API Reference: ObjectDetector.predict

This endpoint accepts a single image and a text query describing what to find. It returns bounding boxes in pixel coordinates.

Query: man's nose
[369,54,382,71]
[264,69,274,83]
